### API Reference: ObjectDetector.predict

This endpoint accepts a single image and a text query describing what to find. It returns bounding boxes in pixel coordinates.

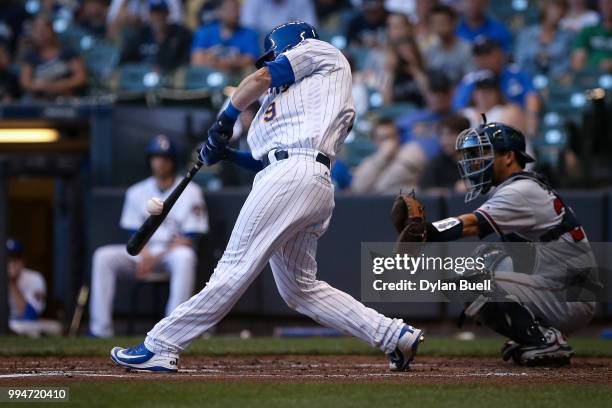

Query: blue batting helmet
[255,21,319,68]
[147,134,177,160]
[456,116,534,202]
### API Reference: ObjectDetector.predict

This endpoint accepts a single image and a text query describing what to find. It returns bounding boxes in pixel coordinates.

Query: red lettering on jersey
[570,227,585,242]
[553,197,563,215]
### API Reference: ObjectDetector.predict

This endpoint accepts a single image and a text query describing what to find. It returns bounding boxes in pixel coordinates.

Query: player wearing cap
[6,239,46,323]
[392,118,599,366]
[89,135,209,338]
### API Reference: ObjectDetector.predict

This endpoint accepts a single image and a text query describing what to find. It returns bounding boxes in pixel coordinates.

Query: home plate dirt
[0,356,610,385]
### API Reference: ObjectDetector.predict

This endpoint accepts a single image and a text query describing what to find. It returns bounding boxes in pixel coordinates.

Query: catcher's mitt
[390,191,427,243]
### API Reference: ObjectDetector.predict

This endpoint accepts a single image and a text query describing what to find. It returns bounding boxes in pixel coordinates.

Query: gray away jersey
[474,177,582,243]
[247,39,356,161]
[475,176,596,282]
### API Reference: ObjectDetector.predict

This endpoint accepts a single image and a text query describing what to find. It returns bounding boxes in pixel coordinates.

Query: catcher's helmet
[147,134,176,159]
[456,117,534,202]
[255,21,319,68]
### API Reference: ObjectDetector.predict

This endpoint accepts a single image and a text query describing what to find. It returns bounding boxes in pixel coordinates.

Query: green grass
[5,384,611,408]
[0,335,611,357]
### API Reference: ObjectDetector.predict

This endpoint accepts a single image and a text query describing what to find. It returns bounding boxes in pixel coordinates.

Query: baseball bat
[126,160,203,256]
[69,285,89,337]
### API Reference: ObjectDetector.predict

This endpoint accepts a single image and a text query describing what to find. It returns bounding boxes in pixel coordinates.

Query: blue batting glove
[198,135,227,166]
[198,101,242,166]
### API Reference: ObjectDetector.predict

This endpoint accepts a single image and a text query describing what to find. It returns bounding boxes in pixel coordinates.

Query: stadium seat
[545,85,588,124]
[58,25,89,50]
[343,138,377,167]
[83,43,120,86]
[371,103,418,120]
[173,66,229,91]
[116,64,163,92]
[157,67,229,108]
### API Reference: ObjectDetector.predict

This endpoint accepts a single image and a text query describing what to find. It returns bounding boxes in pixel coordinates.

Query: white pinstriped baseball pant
[145,151,405,357]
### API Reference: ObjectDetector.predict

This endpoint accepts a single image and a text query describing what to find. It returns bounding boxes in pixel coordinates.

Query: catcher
[391,118,599,366]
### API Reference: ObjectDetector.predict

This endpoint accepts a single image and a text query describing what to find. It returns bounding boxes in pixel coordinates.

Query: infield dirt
[1,355,610,385]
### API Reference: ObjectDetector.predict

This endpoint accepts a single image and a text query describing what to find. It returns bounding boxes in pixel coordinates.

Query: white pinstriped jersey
[247,39,356,161]
[143,38,409,359]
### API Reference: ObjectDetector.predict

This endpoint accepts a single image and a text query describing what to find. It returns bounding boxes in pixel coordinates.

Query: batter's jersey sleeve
[474,185,536,236]
[283,39,338,82]
[179,185,209,235]
[119,185,143,231]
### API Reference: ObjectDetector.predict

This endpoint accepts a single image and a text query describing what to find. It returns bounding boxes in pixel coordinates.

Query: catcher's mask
[456,115,534,202]
[456,121,495,202]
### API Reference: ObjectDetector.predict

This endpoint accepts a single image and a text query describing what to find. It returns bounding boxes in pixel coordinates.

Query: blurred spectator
[77,0,110,38]
[0,41,20,102]
[107,0,183,38]
[387,11,414,42]
[353,73,454,193]
[383,36,427,105]
[560,0,600,32]
[345,0,388,47]
[461,70,526,132]
[351,118,405,193]
[572,0,612,72]
[453,37,540,135]
[191,0,260,72]
[361,12,413,88]
[89,135,208,338]
[185,0,221,31]
[19,16,88,99]
[241,0,318,35]
[456,0,513,54]
[121,0,191,72]
[515,0,574,80]
[419,114,470,191]
[315,0,352,30]
[0,0,28,57]
[412,0,439,52]
[396,71,453,151]
[424,4,474,84]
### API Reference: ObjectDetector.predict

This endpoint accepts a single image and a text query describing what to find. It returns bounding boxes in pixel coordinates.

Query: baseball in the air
[146,197,164,215]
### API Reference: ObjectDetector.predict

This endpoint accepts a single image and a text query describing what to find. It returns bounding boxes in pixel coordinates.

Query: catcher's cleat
[388,325,425,371]
[502,328,574,367]
[110,342,178,372]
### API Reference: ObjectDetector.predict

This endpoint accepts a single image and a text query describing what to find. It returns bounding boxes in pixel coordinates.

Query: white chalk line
[0,370,530,380]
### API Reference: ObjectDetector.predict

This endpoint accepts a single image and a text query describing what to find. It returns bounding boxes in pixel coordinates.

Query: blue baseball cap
[6,238,24,256]
[147,134,177,160]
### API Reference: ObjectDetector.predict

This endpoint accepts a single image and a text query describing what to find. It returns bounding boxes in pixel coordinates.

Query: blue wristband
[224,101,241,121]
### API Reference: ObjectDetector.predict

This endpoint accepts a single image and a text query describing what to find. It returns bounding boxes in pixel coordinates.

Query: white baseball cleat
[110,342,178,372]
[388,325,425,371]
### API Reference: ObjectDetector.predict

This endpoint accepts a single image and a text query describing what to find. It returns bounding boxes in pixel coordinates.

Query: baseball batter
[111,22,424,372]
[392,119,600,366]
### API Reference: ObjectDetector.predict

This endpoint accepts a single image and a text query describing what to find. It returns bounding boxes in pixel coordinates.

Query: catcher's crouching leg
[471,300,574,366]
